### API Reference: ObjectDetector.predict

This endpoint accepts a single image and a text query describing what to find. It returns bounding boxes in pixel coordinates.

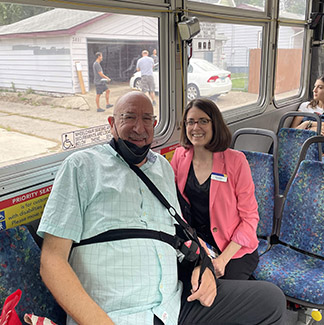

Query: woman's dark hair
[309,75,324,108]
[180,98,232,152]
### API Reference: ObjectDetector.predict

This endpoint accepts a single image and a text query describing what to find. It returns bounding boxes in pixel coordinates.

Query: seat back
[242,151,275,237]
[278,128,319,193]
[0,226,66,324]
[279,136,324,257]
[277,112,322,194]
[231,128,279,238]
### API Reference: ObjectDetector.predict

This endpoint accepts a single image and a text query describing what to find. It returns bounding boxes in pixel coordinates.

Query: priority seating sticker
[0,185,52,230]
[160,143,180,162]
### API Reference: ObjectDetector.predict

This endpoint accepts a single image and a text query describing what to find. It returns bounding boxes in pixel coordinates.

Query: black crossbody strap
[72,228,182,249]
[127,163,195,240]
[126,162,215,282]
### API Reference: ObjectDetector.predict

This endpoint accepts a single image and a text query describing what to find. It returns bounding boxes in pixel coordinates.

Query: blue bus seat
[253,136,324,307]
[278,128,319,193]
[242,150,275,254]
[276,112,322,194]
[0,225,66,324]
[231,128,279,255]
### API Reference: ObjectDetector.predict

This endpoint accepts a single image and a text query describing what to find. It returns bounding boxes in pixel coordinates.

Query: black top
[184,163,219,251]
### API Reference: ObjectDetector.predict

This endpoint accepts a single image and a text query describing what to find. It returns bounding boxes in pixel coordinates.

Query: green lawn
[231,73,248,91]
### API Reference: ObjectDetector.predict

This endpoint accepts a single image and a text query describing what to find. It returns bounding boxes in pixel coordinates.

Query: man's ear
[153,120,157,127]
[108,116,114,127]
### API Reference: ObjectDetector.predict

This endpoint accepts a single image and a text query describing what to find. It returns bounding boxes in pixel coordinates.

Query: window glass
[189,0,265,11]
[274,26,304,101]
[279,0,307,20]
[188,21,262,112]
[0,3,159,167]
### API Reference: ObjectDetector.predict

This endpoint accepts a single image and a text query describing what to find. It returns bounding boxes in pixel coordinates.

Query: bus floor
[286,307,324,325]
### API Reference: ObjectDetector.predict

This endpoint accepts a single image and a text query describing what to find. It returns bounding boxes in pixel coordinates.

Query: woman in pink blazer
[171,98,259,280]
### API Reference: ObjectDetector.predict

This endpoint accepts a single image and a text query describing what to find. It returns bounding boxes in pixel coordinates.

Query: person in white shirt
[136,50,156,106]
[291,75,324,135]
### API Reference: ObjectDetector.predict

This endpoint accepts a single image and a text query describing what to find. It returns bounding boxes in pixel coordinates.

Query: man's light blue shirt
[38,144,183,325]
[136,56,154,76]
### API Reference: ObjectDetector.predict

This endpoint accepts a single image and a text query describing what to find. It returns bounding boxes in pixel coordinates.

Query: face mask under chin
[116,137,151,165]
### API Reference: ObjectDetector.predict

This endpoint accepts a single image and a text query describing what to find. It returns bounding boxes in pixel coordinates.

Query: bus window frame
[0,0,176,195]
[187,0,313,119]
[183,11,270,122]
[273,20,312,108]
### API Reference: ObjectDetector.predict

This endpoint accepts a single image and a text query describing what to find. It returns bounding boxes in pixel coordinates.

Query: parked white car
[129,58,232,100]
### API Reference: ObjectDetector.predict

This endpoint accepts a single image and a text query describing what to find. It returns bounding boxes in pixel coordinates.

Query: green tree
[234,0,265,7]
[280,0,306,15]
[0,3,51,26]
[234,0,305,14]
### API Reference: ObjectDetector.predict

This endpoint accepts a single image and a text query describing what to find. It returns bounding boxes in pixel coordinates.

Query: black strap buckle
[180,240,200,262]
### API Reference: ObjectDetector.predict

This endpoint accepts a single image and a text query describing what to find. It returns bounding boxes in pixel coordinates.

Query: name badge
[211,172,227,182]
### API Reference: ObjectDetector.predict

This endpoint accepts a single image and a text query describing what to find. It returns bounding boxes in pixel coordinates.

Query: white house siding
[70,35,89,93]
[277,26,302,49]
[0,12,158,94]
[217,23,299,71]
[0,36,73,93]
[217,23,261,71]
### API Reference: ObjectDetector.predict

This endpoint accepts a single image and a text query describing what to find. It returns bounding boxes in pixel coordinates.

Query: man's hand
[187,265,217,307]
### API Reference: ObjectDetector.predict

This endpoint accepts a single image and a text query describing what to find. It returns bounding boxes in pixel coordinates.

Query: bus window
[189,22,262,112]
[0,3,160,168]
[274,26,305,101]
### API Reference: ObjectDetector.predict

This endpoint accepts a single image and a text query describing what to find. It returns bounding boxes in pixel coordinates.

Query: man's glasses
[185,118,212,127]
[118,113,157,126]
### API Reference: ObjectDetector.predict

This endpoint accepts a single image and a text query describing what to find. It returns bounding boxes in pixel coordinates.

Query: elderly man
[38,92,285,325]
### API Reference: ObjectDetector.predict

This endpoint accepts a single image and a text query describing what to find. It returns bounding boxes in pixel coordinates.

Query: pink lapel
[178,148,194,203]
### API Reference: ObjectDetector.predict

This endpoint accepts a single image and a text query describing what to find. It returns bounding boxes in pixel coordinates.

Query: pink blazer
[171,147,259,259]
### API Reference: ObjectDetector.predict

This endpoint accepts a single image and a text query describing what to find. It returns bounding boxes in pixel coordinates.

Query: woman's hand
[295,120,311,130]
[212,256,227,278]
[211,241,242,278]
[296,121,324,135]
[309,122,324,135]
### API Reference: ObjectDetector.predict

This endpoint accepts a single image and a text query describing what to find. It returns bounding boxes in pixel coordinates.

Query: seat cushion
[257,238,269,255]
[253,244,324,305]
[279,160,324,257]
[0,226,66,324]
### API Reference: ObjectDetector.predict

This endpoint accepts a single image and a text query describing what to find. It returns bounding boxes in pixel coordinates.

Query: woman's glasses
[185,118,211,127]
